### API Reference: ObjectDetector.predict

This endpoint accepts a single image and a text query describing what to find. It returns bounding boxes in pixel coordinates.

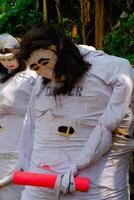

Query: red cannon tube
[13,171,90,192]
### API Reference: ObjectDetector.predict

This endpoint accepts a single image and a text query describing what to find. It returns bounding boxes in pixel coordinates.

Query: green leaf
[0,0,5,8]
[16,0,39,10]
[16,0,32,9]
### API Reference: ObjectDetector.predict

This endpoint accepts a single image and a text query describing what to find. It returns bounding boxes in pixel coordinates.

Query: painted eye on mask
[33,66,40,71]
[0,58,6,62]
[7,57,15,61]
[30,65,40,71]
[30,64,40,71]
[30,63,37,69]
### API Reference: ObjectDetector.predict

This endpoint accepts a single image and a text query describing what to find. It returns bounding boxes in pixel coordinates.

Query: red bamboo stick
[13,171,90,192]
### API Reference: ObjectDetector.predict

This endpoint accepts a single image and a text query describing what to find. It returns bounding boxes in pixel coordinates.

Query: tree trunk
[95,0,106,49]
[80,0,90,44]
[55,0,62,24]
[43,0,48,22]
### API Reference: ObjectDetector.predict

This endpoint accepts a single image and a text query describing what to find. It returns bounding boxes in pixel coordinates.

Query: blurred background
[0,0,134,198]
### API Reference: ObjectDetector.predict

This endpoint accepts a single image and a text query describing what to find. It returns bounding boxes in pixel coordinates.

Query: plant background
[0,0,134,198]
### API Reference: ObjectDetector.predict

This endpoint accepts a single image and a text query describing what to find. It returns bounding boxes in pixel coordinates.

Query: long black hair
[17,22,91,95]
[0,48,26,83]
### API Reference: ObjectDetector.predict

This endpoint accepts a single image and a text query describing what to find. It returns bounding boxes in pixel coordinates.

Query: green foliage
[60,18,81,43]
[0,0,42,37]
[103,13,134,64]
[0,0,80,42]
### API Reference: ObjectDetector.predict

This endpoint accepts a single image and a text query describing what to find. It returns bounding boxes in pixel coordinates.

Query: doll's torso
[0,69,37,153]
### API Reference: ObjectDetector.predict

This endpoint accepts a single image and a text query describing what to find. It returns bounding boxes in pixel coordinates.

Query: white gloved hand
[0,161,23,187]
[54,171,75,197]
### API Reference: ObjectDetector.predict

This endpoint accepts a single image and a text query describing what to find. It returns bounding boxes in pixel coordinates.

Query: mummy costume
[18,24,134,200]
[0,33,37,200]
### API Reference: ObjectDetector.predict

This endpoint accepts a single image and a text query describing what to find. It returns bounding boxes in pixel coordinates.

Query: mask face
[26,47,57,80]
[0,52,18,70]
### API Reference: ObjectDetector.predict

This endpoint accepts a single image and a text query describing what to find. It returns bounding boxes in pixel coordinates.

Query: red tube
[13,171,90,192]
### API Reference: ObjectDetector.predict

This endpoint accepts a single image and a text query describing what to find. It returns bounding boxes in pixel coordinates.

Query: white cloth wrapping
[70,124,112,175]
[70,53,134,175]
[19,46,134,200]
[0,69,37,200]
[54,171,75,197]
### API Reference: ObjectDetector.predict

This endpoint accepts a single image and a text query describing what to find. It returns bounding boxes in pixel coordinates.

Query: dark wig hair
[0,48,26,83]
[18,22,91,95]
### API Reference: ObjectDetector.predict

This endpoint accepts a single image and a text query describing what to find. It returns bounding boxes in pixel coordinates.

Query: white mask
[0,52,18,70]
[26,46,57,80]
